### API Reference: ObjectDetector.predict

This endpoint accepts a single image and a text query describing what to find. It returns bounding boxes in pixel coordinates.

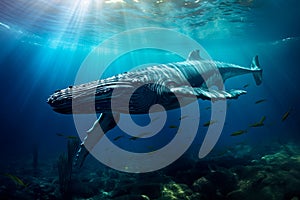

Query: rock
[226,186,280,200]
[207,169,238,195]
[226,189,246,200]
[173,168,204,186]
[112,182,161,199]
[260,186,283,200]
[88,177,105,193]
[229,162,300,200]
[105,179,117,192]
[192,168,238,199]
[189,192,203,200]
[261,151,289,165]
[193,177,215,193]
[160,182,193,200]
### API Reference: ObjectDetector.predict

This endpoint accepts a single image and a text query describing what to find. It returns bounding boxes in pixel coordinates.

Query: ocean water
[0,0,300,199]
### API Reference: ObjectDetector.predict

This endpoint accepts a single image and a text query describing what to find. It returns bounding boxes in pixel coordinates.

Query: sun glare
[105,0,125,4]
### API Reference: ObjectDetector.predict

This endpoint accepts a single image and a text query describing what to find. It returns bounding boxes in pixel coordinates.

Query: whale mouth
[47,80,109,114]
[47,80,137,114]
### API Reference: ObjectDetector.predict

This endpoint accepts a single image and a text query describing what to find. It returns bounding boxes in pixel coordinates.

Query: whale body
[47,50,263,167]
[48,50,262,114]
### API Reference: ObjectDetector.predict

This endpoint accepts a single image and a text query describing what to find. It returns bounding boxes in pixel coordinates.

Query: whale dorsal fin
[187,50,202,61]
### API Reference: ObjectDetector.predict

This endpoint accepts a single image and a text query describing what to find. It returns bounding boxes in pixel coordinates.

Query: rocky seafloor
[0,142,299,200]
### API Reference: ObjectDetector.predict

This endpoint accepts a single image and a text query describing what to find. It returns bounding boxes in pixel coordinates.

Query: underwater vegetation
[57,138,80,200]
[0,142,299,200]
[3,174,27,188]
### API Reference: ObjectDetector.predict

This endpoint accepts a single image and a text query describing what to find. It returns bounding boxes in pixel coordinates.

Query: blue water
[0,0,299,164]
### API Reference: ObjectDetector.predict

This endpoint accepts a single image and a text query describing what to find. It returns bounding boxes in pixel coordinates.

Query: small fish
[128,132,152,141]
[4,174,27,187]
[113,135,124,141]
[203,120,216,127]
[243,83,250,88]
[250,122,264,127]
[169,125,178,129]
[65,135,78,139]
[129,136,138,140]
[230,129,247,136]
[255,99,266,104]
[282,110,291,121]
[259,116,266,123]
[56,133,64,137]
[249,116,266,127]
[179,115,188,120]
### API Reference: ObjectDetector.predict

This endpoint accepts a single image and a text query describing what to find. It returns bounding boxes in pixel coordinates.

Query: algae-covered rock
[226,187,279,200]
[228,154,300,200]
[192,167,238,199]
[261,143,300,167]
[261,151,289,165]
[193,177,215,194]
[159,181,193,200]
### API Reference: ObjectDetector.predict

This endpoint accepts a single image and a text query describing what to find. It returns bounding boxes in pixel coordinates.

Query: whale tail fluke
[251,55,262,85]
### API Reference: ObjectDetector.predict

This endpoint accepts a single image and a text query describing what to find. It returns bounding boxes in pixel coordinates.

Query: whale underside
[47,50,263,167]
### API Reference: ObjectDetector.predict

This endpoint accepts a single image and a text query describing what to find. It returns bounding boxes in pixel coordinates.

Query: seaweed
[57,138,79,200]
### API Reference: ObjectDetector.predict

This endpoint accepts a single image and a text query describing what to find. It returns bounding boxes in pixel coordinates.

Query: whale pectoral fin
[171,86,246,100]
[225,89,247,99]
[194,88,247,100]
[74,112,120,168]
[170,86,198,96]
